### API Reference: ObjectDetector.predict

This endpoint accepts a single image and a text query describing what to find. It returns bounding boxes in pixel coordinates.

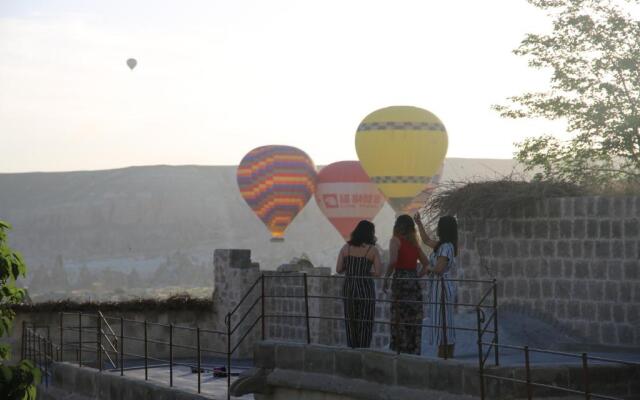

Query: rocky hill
[0,159,518,297]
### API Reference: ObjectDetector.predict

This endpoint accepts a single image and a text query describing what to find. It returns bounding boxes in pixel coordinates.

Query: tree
[494,0,640,186]
[0,221,40,399]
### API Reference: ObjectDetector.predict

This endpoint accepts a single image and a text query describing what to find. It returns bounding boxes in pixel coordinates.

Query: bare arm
[336,245,347,274]
[414,213,439,249]
[370,247,383,277]
[385,237,400,278]
[417,248,431,276]
[430,256,448,275]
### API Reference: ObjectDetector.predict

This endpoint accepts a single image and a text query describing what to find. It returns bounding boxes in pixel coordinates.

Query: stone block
[587,322,601,342]
[74,366,97,397]
[304,346,334,375]
[533,221,548,238]
[554,280,571,299]
[611,220,623,238]
[626,305,639,324]
[516,280,528,298]
[611,240,624,259]
[596,197,610,216]
[52,363,77,391]
[568,301,580,317]
[572,220,586,239]
[549,221,560,239]
[491,241,505,257]
[512,220,524,237]
[558,220,572,238]
[605,281,619,301]
[214,249,253,269]
[547,198,562,217]
[600,221,612,238]
[588,281,604,301]
[499,261,513,278]
[549,261,562,278]
[505,241,518,257]
[617,324,635,345]
[563,260,573,278]
[587,220,599,238]
[608,263,622,280]
[530,240,541,257]
[624,219,639,237]
[612,305,625,323]
[590,262,606,279]
[334,348,363,380]
[574,261,589,279]
[524,259,540,278]
[395,354,430,389]
[276,343,305,370]
[541,279,553,297]
[574,197,586,216]
[563,198,574,216]
[528,281,541,298]
[624,241,638,259]
[362,350,396,386]
[500,220,511,237]
[523,221,533,237]
[544,300,556,315]
[571,280,588,299]
[597,303,612,321]
[619,282,632,302]
[580,302,595,320]
[504,280,515,298]
[542,240,556,257]
[518,240,531,257]
[612,197,625,217]
[254,341,276,369]
[557,241,571,258]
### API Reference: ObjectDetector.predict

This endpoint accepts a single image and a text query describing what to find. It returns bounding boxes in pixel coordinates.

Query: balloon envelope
[126,58,137,70]
[355,106,448,213]
[315,161,385,240]
[402,163,444,215]
[237,145,317,240]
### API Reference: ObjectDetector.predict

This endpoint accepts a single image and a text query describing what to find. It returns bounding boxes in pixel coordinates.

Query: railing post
[524,346,532,400]
[21,321,26,360]
[493,279,499,366]
[59,313,64,362]
[144,320,148,381]
[441,277,448,360]
[169,324,173,387]
[97,316,102,371]
[78,313,82,367]
[197,327,201,394]
[261,273,265,341]
[303,273,311,344]
[226,313,231,400]
[476,307,485,400]
[120,317,124,376]
[582,353,590,400]
[43,336,49,387]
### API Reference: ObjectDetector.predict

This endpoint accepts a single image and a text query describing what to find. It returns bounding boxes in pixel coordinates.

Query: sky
[0,0,568,173]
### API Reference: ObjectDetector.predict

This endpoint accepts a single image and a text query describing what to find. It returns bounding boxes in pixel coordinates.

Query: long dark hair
[348,220,376,246]
[393,214,418,247]
[435,215,458,256]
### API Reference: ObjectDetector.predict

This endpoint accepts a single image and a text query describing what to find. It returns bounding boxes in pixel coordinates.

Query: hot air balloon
[355,106,448,214]
[315,161,385,240]
[126,58,137,70]
[402,163,444,215]
[237,145,317,242]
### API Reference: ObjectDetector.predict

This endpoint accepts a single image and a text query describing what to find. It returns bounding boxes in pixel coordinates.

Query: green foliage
[0,360,41,400]
[494,0,640,186]
[0,221,40,399]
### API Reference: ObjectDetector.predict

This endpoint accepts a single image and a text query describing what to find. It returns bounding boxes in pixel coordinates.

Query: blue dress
[427,242,456,345]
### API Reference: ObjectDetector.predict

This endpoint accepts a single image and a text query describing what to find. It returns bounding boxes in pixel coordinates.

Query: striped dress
[428,242,457,346]
[342,246,376,348]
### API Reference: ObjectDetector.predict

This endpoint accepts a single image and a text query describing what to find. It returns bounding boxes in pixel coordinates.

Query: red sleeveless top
[395,236,419,270]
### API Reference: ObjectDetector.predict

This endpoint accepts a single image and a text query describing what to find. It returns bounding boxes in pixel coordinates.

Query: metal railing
[20,272,639,400]
[21,323,57,387]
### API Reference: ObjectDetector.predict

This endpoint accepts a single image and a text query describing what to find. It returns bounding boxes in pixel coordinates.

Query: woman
[414,213,459,359]
[383,214,430,355]
[336,220,382,348]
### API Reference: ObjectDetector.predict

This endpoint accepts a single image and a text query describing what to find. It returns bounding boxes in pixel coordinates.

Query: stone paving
[108,365,254,399]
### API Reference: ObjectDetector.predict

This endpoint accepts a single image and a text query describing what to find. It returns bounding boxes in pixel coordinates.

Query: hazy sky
[1,0,568,172]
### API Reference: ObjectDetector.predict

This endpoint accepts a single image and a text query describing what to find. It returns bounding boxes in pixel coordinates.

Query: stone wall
[457,196,640,347]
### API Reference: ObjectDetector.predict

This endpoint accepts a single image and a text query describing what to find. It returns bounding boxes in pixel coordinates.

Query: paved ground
[108,363,254,399]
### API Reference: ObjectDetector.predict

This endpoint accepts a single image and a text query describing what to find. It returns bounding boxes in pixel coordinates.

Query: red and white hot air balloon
[315,161,386,240]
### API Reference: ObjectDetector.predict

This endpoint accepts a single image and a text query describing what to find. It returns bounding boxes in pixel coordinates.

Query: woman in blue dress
[414,214,458,358]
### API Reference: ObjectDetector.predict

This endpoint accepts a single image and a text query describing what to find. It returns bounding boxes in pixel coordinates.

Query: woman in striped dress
[415,214,459,358]
[336,220,382,348]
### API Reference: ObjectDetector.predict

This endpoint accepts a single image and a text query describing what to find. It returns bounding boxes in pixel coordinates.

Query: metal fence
[21,272,640,400]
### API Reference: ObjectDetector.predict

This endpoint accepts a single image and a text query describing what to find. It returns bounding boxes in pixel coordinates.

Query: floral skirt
[390,269,423,355]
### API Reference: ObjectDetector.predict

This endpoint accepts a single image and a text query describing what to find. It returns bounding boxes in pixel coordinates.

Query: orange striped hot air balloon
[315,161,385,240]
[237,145,317,241]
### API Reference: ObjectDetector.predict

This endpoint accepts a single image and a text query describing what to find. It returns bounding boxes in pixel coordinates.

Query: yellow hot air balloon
[355,106,448,213]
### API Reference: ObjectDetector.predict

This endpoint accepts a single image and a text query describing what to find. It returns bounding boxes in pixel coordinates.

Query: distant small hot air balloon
[315,161,385,240]
[237,145,317,242]
[126,58,137,70]
[355,106,448,214]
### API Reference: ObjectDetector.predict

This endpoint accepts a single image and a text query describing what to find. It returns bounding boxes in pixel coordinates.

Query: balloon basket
[270,237,285,243]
